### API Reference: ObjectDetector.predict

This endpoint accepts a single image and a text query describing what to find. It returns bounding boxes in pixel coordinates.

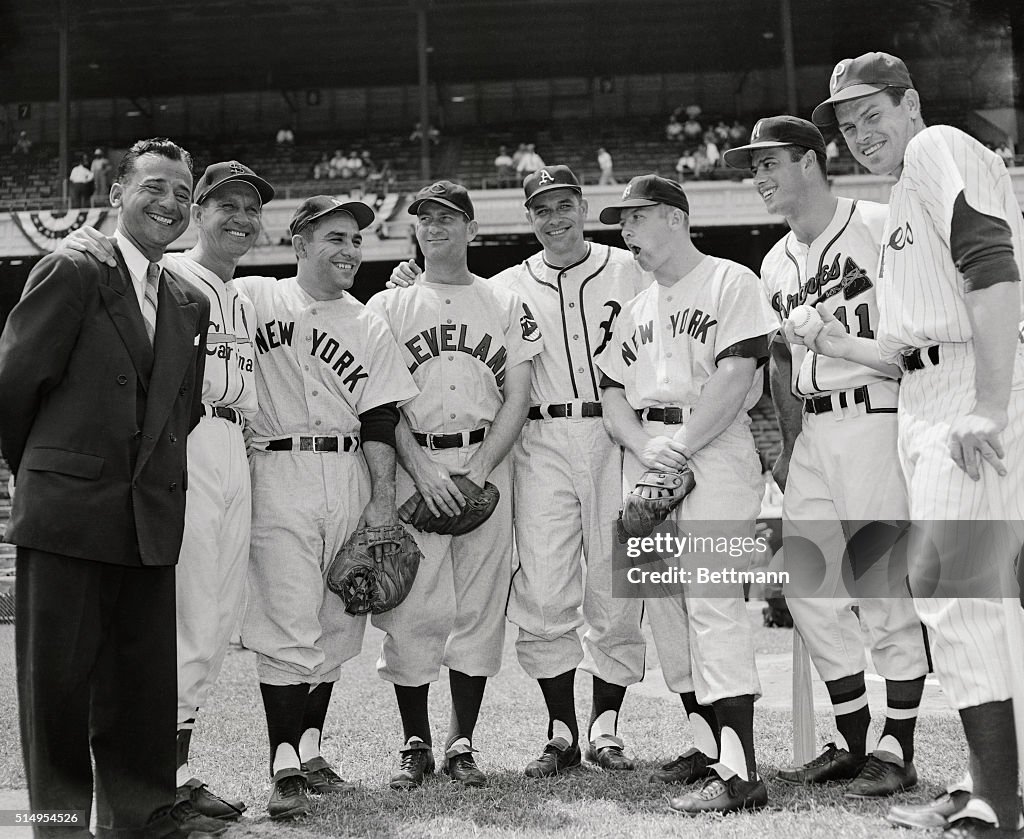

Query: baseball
[788,304,822,335]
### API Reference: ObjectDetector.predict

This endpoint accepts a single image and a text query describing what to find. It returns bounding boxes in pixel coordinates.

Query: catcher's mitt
[618,466,696,540]
[326,524,422,615]
[398,475,500,536]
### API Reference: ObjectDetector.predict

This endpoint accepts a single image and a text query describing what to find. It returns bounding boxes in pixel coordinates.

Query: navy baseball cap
[723,116,827,169]
[598,175,689,225]
[408,180,475,220]
[812,52,914,127]
[288,196,375,237]
[523,165,582,207]
[194,160,275,205]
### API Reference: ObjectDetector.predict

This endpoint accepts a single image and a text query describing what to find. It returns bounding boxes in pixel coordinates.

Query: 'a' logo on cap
[621,184,632,199]
[429,182,447,194]
[537,169,555,186]
[228,161,247,175]
[830,62,846,94]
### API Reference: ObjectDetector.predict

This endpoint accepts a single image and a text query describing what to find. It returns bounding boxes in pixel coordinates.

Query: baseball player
[722,118,930,797]
[389,166,651,777]
[238,197,418,819]
[807,53,1024,838]
[366,181,541,789]
[595,175,775,814]
[60,160,275,820]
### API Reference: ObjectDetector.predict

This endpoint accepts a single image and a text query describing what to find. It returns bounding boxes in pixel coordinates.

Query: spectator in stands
[359,149,375,176]
[68,154,94,208]
[597,147,616,185]
[511,143,528,174]
[275,124,295,146]
[825,139,840,167]
[693,131,719,178]
[713,120,730,147]
[728,120,747,147]
[329,149,347,179]
[12,130,32,156]
[682,113,703,148]
[347,150,365,178]
[675,151,695,180]
[409,122,440,146]
[516,143,545,178]
[366,159,395,193]
[494,145,515,188]
[91,147,111,205]
[312,153,331,180]
[665,115,684,143]
[996,140,1015,167]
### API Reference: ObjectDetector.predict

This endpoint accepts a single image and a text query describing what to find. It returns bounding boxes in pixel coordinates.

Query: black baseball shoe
[887,788,973,830]
[390,738,435,790]
[302,756,357,794]
[844,751,917,798]
[176,777,246,821]
[649,749,714,784]
[267,768,313,820]
[524,736,581,778]
[585,735,636,771]
[776,742,867,785]
[443,744,488,788]
[669,773,769,815]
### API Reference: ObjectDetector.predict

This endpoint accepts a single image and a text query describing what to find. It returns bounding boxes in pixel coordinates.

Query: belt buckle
[666,407,682,424]
[425,433,439,450]
[564,403,573,418]
[314,436,330,452]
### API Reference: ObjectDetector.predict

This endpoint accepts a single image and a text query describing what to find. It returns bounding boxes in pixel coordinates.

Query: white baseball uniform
[760,197,928,683]
[238,275,418,686]
[496,243,649,684]
[366,275,543,686]
[596,255,774,703]
[162,253,259,728]
[877,125,1024,708]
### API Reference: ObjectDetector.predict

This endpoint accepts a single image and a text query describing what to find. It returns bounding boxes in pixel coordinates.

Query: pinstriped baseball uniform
[238,275,418,686]
[595,255,773,702]
[760,198,928,684]
[163,252,259,728]
[496,243,650,684]
[878,125,1024,708]
[366,276,542,686]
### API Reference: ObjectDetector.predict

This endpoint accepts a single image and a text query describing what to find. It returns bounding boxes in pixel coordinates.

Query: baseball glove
[326,524,422,616]
[398,475,500,536]
[618,467,696,541]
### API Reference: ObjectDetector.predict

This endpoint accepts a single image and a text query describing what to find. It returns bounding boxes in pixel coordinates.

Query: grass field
[0,610,968,838]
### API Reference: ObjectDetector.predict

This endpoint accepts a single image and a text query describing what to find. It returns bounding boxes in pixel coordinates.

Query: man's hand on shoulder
[387,259,422,289]
[59,226,118,267]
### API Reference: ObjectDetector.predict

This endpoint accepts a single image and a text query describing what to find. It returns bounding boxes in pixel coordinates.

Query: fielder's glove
[326,524,422,615]
[618,466,696,541]
[397,475,500,536]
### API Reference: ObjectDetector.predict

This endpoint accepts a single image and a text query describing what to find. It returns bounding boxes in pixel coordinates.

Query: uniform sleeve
[354,313,419,414]
[713,267,776,361]
[504,292,544,368]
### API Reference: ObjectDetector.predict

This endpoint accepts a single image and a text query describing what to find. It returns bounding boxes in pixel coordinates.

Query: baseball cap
[193,160,275,205]
[288,196,375,237]
[812,52,914,127]
[598,175,689,225]
[722,116,826,169]
[407,180,475,220]
[523,165,582,207]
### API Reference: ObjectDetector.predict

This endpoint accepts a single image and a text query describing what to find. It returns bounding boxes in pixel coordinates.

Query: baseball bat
[1001,597,1024,794]
[792,629,816,765]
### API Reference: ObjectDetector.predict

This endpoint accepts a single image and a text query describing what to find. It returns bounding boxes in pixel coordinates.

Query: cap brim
[407,196,472,219]
[524,182,582,207]
[598,198,658,225]
[722,141,793,170]
[811,83,887,127]
[290,201,376,236]
[196,173,276,205]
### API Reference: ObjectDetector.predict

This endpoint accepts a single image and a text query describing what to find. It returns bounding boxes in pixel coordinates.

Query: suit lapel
[98,246,154,390]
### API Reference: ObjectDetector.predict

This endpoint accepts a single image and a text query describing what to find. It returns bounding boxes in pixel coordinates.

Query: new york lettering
[619,308,717,366]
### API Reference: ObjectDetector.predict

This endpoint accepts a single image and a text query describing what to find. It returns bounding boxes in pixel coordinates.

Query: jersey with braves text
[366,276,544,433]
[760,197,890,396]
[165,253,258,418]
[877,125,1024,362]
[595,255,774,413]
[490,243,648,403]
[236,276,418,437]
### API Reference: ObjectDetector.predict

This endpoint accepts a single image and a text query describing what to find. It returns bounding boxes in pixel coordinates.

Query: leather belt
[264,435,360,452]
[413,428,486,449]
[637,406,690,424]
[803,385,868,415]
[527,402,603,420]
[900,345,941,373]
[202,404,244,425]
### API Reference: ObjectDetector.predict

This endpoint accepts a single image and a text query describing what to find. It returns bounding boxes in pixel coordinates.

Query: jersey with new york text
[236,276,418,438]
[760,197,890,396]
[165,253,258,418]
[595,255,774,414]
[876,125,1024,362]
[490,243,648,404]
[366,276,543,433]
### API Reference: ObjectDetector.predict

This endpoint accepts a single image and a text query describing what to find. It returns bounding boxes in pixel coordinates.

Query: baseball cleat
[844,751,917,798]
[940,798,1021,838]
[267,769,312,821]
[302,756,357,794]
[775,742,867,785]
[443,747,488,788]
[649,748,714,784]
[176,778,246,820]
[669,774,768,815]
[887,788,973,829]
[165,795,231,837]
[524,736,581,778]
[390,739,435,790]
[585,735,636,771]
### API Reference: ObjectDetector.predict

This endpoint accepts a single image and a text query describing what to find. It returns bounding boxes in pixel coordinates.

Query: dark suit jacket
[0,245,209,566]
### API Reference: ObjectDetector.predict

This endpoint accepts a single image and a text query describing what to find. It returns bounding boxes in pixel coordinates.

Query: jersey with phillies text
[236,276,417,437]
[366,276,543,433]
[760,197,890,396]
[877,125,1024,362]
[596,255,774,414]
[165,253,258,419]
[490,243,648,403]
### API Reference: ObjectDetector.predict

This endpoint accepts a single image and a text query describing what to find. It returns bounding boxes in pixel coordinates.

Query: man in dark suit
[0,138,222,839]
